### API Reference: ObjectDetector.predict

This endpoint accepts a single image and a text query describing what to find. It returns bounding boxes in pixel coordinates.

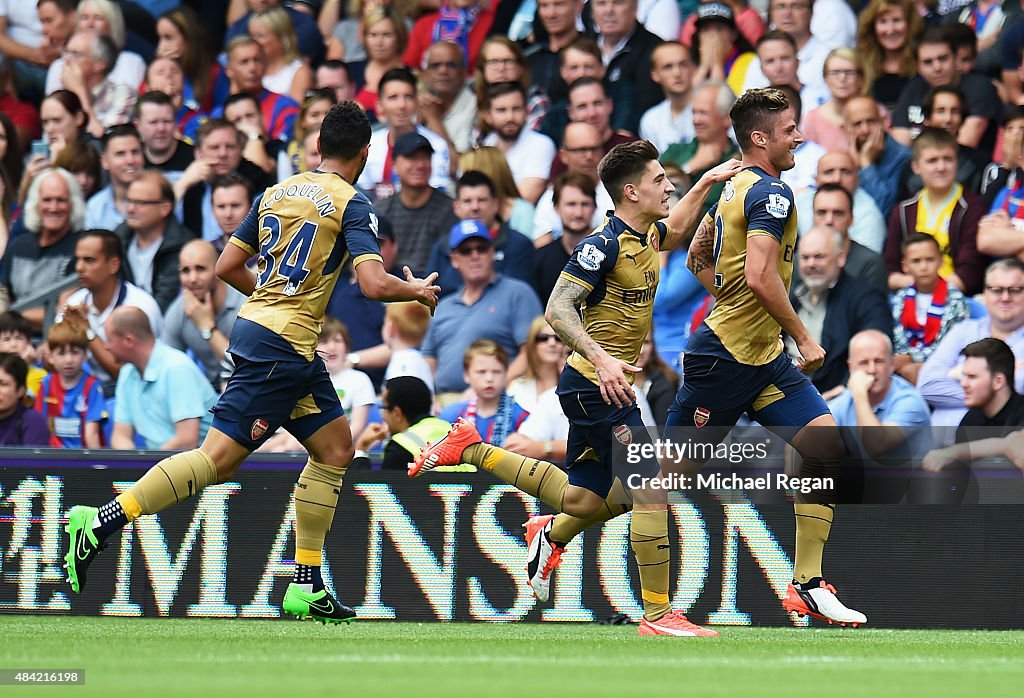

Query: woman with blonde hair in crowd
[503,317,570,462]
[250,7,314,104]
[325,0,410,63]
[856,0,923,110]
[802,48,871,151]
[474,36,550,133]
[352,8,409,120]
[507,317,566,415]
[459,146,535,239]
[45,0,148,96]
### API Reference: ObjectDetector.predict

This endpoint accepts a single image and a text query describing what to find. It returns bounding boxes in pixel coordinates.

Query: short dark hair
[38,0,78,13]
[319,101,371,160]
[483,81,526,110]
[0,311,32,340]
[223,91,261,115]
[944,21,977,59]
[319,59,350,76]
[0,352,28,391]
[559,36,601,65]
[80,229,124,262]
[961,338,1016,386]
[813,182,853,210]
[923,85,967,120]
[598,139,660,206]
[553,172,597,206]
[102,123,141,150]
[901,231,942,254]
[730,87,791,152]
[456,170,497,199]
[915,26,954,60]
[384,376,433,424]
[758,29,797,51]
[378,67,416,97]
[911,126,957,160]
[567,76,606,103]
[1004,104,1024,127]
[134,90,174,119]
[211,173,253,199]
[194,118,243,149]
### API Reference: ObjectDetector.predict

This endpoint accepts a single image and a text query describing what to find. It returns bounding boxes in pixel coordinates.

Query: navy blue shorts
[211,352,344,450]
[667,351,829,435]
[557,366,659,498]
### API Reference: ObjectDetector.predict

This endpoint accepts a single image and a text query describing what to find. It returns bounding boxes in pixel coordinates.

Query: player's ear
[752,130,768,148]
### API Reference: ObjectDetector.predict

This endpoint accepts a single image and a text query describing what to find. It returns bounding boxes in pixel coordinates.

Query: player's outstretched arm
[216,242,257,296]
[662,159,742,250]
[687,214,718,295]
[745,235,825,373]
[546,276,638,407]
[354,259,440,311]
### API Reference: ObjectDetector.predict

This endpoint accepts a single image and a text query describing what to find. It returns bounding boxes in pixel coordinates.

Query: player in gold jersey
[63,102,440,624]
[669,88,866,626]
[412,141,742,636]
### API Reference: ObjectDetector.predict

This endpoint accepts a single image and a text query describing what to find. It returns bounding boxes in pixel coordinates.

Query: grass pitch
[4,617,1023,698]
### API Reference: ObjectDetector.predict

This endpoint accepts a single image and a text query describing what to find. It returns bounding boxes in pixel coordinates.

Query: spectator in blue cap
[427,170,535,297]
[421,217,542,404]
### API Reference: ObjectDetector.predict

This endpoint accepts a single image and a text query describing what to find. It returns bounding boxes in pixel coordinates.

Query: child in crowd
[382,301,434,392]
[0,311,46,401]
[35,321,107,448]
[321,318,376,442]
[884,127,985,295]
[440,340,529,449]
[891,232,970,385]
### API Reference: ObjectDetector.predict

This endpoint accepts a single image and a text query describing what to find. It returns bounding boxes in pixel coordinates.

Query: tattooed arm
[662,159,742,251]
[545,276,639,407]
[687,213,718,295]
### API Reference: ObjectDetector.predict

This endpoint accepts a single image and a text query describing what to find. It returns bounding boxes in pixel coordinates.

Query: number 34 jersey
[687,166,798,366]
[229,170,383,361]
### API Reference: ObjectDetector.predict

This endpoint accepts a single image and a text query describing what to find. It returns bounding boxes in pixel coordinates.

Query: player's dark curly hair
[730,87,790,152]
[319,101,372,160]
[598,140,660,207]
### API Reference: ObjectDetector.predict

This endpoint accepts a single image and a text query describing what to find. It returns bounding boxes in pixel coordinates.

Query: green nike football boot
[282,583,357,624]
[64,506,106,593]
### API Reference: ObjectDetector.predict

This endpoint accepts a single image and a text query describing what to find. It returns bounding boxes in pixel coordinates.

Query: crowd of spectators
[0,0,1023,469]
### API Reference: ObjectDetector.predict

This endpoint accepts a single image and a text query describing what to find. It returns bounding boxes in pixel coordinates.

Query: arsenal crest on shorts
[251,418,270,441]
[694,407,711,428]
[613,424,632,445]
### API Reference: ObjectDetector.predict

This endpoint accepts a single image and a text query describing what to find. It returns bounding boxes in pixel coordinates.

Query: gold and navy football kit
[669,167,829,431]
[556,213,663,496]
[212,170,384,447]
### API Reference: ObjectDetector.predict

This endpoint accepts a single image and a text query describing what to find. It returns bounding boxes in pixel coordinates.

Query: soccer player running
[411,139,742,637]
[63,102,440,624]
[670,87,865,626]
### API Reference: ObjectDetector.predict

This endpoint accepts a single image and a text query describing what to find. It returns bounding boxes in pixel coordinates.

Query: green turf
[4,617,1023,697]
